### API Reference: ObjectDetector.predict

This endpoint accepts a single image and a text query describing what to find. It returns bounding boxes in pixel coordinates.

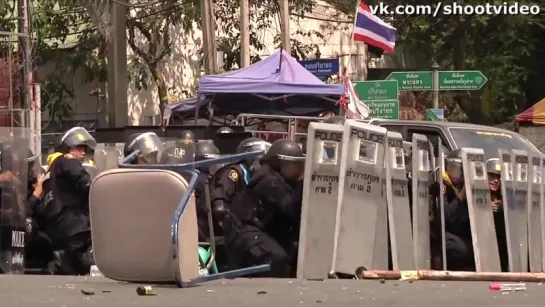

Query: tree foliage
[381,0,545,124]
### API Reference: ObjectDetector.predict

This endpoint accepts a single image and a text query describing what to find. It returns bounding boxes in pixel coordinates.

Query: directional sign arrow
[438,70,488,91]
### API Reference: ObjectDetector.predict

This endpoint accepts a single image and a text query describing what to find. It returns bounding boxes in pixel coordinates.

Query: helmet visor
[60,127,97,150]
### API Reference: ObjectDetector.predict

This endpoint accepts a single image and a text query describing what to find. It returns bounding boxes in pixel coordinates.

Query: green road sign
[386,71,433,91]
[439,71,488,90]
[367,100,400,119]
[354,80,399,100]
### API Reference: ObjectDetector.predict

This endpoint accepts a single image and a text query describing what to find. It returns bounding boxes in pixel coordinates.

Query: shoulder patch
[229,170,239,181]
[441,185,446,194]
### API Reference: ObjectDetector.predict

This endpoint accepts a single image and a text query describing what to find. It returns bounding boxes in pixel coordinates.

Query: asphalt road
[1,275,543,307]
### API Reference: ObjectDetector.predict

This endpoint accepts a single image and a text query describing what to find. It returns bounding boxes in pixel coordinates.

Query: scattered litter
[206,290,214,293]
[379,279,386,284]
[400,270,419,281]
[489,283,526,292]
[257,291,267,294]
[102,290,111,293]
[80,290,95,296]
[136,286,157,296]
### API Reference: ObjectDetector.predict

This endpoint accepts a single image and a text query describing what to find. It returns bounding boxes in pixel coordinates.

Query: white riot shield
[95,143,124,172]
[512,149,529,272]
[162,138,196,165]
[436,139,447,269]
[385,131,415,270]
[461,148,501,272]
[528,154,542,272]
[542,156,545,271]
[83,163,99,180]
[0,128,30,274]
[411,133,431,269]
[298,123,343,279]
[332,121,387,274]
[499,149,519,272]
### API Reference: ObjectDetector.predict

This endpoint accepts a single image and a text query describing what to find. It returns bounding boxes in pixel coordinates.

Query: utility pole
[19,0,39,152]
[279,0,290,54]
[107,0,128,128]
[201,0,218,73]
[431,62,439,109]
[240,0,250,67]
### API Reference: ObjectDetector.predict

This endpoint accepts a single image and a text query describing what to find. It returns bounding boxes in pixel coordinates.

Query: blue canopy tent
[167,50,345,118]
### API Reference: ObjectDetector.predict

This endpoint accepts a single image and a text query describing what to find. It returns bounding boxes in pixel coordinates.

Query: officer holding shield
[194,141,221,240]
[430,149,474,271]
[124,132,164,165]
[209,138,270,233]
[41,127,97,275]
[486,158,508,271]
[223,139,305,277]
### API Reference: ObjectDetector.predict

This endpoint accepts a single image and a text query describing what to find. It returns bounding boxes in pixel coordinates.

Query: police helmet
[446,149,463,164]
[57,127,97,152]
[323,116,345,125]
[236,137,271,154]
[123,132,164,163]
[486,158,502,175]
[196,141,220,161]
[216,127,234,134]
[261,139,305,166]
[445,148,463,182]
[180,130,195,141]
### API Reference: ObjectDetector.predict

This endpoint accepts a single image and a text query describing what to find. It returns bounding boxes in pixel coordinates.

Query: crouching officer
[224,139,305,277]
[41,127,97,275]
[486,158,508,271]
[430,149,474,271]
[209,138,270,233]
[124,132,164,165]
[194,141,220,240]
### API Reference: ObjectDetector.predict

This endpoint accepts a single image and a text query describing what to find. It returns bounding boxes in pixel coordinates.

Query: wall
[40,1,384,126]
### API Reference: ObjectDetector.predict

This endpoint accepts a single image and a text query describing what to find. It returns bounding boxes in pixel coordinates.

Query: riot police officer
[486,158,508,271]
[224,139,305,277]
[194,141,220,240]
[41,127,97,275]
[181,130,196,141]
[124,132,164,165]
[430,149,473,271]
[323,115,345,125]
[209,138,270,229]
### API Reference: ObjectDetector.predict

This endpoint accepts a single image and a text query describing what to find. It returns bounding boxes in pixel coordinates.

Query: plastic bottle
[90,265,103,277]
[489,283,526,291]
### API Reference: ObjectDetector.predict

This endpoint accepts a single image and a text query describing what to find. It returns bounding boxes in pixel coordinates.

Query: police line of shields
[0,128,33,274]
[298,120,545,279]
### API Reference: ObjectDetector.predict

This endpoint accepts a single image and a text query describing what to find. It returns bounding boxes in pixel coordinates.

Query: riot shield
[528,153,542,272]
[332,121,387,274]
[411,133,431,269]
[542,156,545,272]
[498,148,520,272]
[83,163,100,180]
[0,128,30,274]
[512,149,529,272]
[162,138,196,165]
[95,143,124,172]
[461,148,501,272]
[385,131,414,270]
[298,123,343,279]
[436,139,447,269]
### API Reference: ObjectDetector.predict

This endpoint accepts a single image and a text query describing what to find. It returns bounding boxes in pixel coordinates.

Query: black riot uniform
[486,158,508,271]
[209,138,271,231]
[124,132,164,164]
[41,127,97,275]
[194,141,220,241]
[224,139,305,277]
[430,149,474,271]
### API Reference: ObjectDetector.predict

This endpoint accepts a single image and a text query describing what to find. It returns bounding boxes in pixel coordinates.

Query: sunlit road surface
[1,275,542,307]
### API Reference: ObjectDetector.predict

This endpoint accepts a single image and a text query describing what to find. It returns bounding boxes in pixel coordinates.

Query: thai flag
[353,1,396,53]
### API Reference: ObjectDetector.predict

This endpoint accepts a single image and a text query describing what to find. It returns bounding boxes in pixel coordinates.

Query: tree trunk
[450,21,491,125]
[149,63,168,117]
